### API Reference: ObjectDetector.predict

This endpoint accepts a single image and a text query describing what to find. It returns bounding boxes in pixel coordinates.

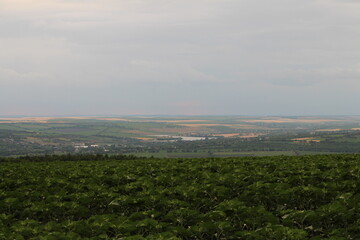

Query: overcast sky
[1,0,360,116]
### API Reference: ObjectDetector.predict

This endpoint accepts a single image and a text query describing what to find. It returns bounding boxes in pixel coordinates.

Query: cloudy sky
[1,0,360,116]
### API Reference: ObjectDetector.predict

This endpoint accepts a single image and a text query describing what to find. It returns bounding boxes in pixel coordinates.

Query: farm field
[1,115,360,140]
[1,154,360,239]
[129,150,341,158]
[1,116,360,157]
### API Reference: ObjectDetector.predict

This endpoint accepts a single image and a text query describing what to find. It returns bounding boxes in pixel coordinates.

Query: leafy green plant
[1,154,360,239]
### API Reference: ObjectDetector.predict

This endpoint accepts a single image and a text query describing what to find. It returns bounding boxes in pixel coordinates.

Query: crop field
[1,116,360,157]
[130,151,338,158]
[1,154,360,239]
[1,116,360,141]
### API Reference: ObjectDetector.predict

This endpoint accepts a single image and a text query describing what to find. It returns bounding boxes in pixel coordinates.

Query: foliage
[1,154,360,239]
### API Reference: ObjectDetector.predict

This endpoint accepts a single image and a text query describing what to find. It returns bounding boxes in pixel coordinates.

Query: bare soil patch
[212,133,241,138]
[315,129,342,132]
[292,137,321,142]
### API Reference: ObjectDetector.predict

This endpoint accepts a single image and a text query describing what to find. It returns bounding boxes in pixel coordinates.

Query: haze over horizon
[1,114,360,119]
[1,0,360,116]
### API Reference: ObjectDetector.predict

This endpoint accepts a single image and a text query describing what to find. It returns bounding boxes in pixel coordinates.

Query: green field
[130,151,341,158]
[1,116,360,157]
[1,154,360,239]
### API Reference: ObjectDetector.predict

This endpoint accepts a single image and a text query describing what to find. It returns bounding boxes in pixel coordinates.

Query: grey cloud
[0,68,52,87]
[1,0,360,115]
